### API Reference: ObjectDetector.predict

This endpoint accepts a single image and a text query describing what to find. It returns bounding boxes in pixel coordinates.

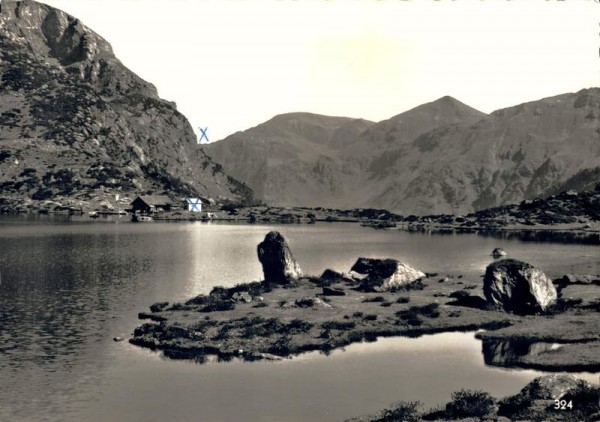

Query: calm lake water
[0,216,598,422]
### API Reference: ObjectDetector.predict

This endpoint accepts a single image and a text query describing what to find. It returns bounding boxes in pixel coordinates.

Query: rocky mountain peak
[1,0,158,98]
[2,0,109,63]
[0,0,256,212]
[203,89,599,214]
[399,95,487,121]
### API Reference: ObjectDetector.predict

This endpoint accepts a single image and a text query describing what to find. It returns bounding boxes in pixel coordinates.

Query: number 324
[554,399,573,410]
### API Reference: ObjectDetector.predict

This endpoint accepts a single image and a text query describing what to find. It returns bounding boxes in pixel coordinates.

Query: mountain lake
[0,216,598,422]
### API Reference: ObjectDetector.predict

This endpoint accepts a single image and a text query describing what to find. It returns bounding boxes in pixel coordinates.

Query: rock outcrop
[514,374,584,401]
[257,231,302,284]
[483,259,557,314]
[350,257,425,292]
[561,273,600,285]
[498,374,590,421]
[0,0,255,211]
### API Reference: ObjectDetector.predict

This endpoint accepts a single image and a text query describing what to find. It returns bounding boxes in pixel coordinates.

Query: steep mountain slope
[204,89,600,214]
[343,96,487,167]
[360,89,600,214]
[203,97,485,208]
[203,113,374,206]
[0,0,253,211]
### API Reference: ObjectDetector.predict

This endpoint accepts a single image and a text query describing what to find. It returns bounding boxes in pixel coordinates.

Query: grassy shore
[130,267,600,371]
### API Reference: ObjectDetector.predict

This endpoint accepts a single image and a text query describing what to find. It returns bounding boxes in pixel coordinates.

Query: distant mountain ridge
[203,89,600,214]
[0,0,254,211]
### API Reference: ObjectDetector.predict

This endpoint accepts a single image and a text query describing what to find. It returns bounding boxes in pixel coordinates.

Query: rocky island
[130,231,600,417]
[130,231,600,419]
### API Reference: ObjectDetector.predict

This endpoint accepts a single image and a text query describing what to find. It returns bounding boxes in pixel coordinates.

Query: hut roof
[133,195,173,206]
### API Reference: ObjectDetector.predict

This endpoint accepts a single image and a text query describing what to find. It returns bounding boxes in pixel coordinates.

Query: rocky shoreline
[130,232,600,370]
[349,374,600,421]
[1,188,598,237]
[129,231,600,420]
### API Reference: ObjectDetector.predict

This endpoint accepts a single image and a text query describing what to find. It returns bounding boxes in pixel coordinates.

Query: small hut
[130,195,173,214]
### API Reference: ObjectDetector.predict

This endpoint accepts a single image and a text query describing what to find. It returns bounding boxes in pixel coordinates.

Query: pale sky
[40,0,600,142]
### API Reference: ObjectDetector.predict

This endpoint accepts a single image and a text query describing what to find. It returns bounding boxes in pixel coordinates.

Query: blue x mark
[186,198,202,212]
[198,127,209,143]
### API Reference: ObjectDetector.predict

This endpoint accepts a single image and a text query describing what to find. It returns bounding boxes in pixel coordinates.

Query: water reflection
[482,230,600,246]
[482,337,558,368]
[481,337,600,373]
[408,227,600,245]
[0,232,151,367]
[0,219,599,421]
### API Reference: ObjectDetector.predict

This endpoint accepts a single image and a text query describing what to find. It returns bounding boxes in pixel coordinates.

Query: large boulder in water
[257,231,302,284]
[483,259,557,314]
[491,247,507,258]
[351,257,425,292]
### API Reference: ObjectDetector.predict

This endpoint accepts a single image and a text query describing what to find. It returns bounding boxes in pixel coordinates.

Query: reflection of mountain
[483,230,600,246]
[0,230,151,367]
[0,224,216,419]
[481,337,558,368]
[0,228,155,418]
[0,0,253,207]
[204,89,600,214]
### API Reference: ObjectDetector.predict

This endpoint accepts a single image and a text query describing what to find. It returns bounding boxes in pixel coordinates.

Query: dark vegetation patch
[41,169,80,195]
[239,317,314,339]
[388,280,425,292]
[447,290,489,309]
[544,298,584,315]
[321,320,356,330]
[369,401,422,422]
[443,389,496,419]
[362,296,386,303]
[295,297,317,308]
[86,163,134,189]
[226,175,263,207]
[0,150,11,162]
[199,300,235,313]
[396,304,440,327]
[141,162,198,197]
[359,278,425,293]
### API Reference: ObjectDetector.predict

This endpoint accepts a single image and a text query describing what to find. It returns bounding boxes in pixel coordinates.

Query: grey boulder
[484,259,557,314]
[351,257,425,292]
[257,231,302,284]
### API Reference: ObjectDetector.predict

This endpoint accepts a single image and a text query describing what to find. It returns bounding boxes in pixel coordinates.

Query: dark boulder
[294,296,332,309]
[150,301,169,312]
[499,375,587,420]
[561,273,600,285]
[320,269,349,283]
[448,290,488,309]
[350,257,425,292]
[483,259,557,314]
[257,231,302,285]
[491,248,507,258]
[322,286,346,296]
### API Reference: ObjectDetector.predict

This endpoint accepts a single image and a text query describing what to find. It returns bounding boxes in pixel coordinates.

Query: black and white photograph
[0,0,599,420]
